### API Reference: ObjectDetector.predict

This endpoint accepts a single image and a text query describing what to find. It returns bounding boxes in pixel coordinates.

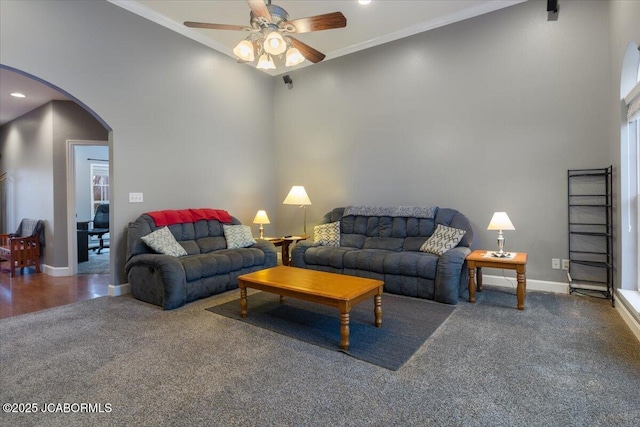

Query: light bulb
[233,40,255,62]
[285,47,305,66]
[263,32,287,55]
[256,53,276,70]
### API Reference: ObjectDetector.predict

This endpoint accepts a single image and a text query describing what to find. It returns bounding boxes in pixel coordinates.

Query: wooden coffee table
[237,266,383,350]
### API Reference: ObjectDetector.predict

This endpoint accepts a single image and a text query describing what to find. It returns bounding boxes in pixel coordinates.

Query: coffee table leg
[240,285,247,318]
[374,293,382,327]
[340,311,350,350]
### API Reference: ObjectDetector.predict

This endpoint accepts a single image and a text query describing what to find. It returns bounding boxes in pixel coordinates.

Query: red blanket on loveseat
[146,208,232,227]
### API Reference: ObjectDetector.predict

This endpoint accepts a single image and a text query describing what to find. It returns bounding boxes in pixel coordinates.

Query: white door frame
[66,139,109,275]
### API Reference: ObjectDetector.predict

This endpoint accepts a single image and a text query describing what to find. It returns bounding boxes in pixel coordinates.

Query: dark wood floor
[0,268,110,319]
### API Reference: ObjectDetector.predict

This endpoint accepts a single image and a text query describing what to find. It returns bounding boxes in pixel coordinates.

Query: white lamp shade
[263,31,287,55]
[487,212,515,231]
[285,47,305,66]
[233,40,255,62]
[253,210,270,225]
[283,186,311,206]
[256,53,276,70]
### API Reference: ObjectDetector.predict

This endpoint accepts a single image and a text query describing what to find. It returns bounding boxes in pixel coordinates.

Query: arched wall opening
[0,64,113,277]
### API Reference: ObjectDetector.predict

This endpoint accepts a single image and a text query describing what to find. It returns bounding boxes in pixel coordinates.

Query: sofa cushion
[141,226,188,257]
[340,234,366,249]
[223,225,256,249]
[301,245,356,269]
[314,221,340,246]
[382,251,439,279]
[420,224,467,256]
[343,249,392,274]
[363,237,404,252]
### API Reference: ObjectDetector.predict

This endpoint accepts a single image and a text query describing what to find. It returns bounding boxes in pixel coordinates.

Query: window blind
[625,80,640,122]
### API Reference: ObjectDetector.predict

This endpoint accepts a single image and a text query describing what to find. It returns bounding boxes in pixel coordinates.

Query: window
[90,163,109,244]
[621,45,640,293]
[90,163,109,214]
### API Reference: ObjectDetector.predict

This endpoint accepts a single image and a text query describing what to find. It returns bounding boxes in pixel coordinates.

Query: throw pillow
[223,224,256,249]
[314,221,340,246]
[141,226,187,257]
[420,224,466,256]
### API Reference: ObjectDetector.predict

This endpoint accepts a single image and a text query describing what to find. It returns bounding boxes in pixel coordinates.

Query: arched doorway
[0,65,113,316]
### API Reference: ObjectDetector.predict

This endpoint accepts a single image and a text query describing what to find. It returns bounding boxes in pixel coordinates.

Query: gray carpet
[1,288,639,426]
[77,248,109,275]
[206,292,455,370]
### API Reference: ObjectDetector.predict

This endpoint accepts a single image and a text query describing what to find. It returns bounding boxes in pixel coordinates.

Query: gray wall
[273,0,611,283]
[0,0,636,288]
[0,104,54,252]
[1,0,276,284]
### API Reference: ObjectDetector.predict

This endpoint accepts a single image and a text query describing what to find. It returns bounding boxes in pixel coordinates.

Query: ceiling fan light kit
[285,47,305,67]
[233,40,255,62]
[185,0,347,71]
[263,31,287,55]
[257,53,276,70]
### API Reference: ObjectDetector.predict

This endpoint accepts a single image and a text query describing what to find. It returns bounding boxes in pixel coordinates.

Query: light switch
[129,192,143,203]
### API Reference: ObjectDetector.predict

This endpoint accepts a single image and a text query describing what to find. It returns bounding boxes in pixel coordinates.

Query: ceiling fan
[184,0,347,69]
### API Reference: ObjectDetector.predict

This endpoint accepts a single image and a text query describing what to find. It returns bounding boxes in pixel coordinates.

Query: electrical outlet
[552,258,560,269]
[561,259,570,270]
[129,192,143,203]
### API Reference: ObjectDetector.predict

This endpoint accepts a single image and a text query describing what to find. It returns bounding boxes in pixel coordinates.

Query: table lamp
[252,210,270,239]
[487,212,515,257]
[283,186,311,236]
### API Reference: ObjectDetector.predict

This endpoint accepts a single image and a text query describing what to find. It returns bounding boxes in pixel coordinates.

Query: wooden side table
[466,250,528,310]
[264,236,307,266]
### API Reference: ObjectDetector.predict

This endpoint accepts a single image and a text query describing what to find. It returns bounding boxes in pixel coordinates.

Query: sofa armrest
[252,239,278,254]
[290,240,322,266]
[252,239,278,266]
[125,254,187,310]
[434,246,471,304]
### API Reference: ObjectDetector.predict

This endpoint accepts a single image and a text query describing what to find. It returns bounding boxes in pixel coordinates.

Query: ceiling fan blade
[246,0,271,23]
[286,12,347,33]
[184,22,252,31]
[288,37,326,63]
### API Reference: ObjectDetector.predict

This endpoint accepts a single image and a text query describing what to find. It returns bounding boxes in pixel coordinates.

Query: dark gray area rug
[206,292,455,370]
[77,248,109,275]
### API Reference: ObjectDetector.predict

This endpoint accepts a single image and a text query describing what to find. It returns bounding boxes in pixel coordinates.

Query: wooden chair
[0,219,44,277]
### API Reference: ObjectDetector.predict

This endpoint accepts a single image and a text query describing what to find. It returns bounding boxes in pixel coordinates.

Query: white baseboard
[109,283,130,296]
[42,264,73,277]
[616,290,640,343]
[481,274,570,294]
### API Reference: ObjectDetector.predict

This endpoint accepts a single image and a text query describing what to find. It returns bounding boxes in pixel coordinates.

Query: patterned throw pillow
[314,221,340,246]
[420,224,466,256]
[141,226,187,257]
[223,224,256,249]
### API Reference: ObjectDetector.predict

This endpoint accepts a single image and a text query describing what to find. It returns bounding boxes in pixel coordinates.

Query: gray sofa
[291,206,473,304]
[126,210,277,310]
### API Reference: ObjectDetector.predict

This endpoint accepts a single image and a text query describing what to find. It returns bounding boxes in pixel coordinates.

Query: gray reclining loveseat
[291,206,473,304]
[126,209,277,309]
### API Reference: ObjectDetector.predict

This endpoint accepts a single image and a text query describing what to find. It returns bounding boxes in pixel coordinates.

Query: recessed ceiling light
[10,92,26,98]
[358,0,372,5]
